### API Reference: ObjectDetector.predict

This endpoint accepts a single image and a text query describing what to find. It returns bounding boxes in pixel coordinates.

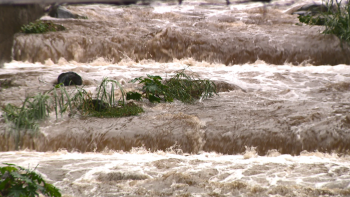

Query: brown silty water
[12,0,350,65]
[1,0,350,156]
[2,1,350,196]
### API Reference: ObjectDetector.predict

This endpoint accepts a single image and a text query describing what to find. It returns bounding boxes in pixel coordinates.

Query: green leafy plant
[129,75,172,103]
[166,69,218,103]
[298,0,350,42]
[128,69,217,103]
[0,163,61,197]
[21,20,65,34]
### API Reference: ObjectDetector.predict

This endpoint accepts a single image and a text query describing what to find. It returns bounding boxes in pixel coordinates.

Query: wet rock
[214,81,246,93]
[48,5,86,19]
[97,171,149,182]
[288,3,330,16]
[57,71,82,86]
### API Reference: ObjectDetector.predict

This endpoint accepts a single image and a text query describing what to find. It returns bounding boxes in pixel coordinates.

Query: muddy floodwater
[1,0,350,196]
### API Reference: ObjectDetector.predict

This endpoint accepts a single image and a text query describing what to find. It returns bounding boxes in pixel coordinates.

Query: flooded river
[1,0,350,196]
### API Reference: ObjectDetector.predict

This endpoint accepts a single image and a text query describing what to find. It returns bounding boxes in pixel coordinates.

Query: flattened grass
[21,20,65,34]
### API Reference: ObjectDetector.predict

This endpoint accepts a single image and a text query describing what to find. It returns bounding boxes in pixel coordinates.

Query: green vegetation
[21,20,65,34]
[129,75,173,103]
[298,14,326,25]
[2,78,143,129]
[2,93,51,131]
[298,0,350,42]
[128,69,217,103]
[75,78,143,118]
[0,163,61,197]
[165,70,217,103]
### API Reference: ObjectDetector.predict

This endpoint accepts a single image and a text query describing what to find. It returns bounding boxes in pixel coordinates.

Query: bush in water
[298,0,350,42]
[0,163,61,197]
[128,69,218,103]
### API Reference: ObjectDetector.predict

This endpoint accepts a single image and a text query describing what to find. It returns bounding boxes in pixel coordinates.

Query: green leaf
[7,184,27,197]
[0,177,11,190]
[126,92,142,101]
[0,166,18,174]
[148,95,161,103]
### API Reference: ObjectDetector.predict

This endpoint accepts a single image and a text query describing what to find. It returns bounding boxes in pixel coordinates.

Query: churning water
[1,0,350,196]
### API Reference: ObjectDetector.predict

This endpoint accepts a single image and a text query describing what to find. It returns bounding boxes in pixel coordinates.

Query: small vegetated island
[2,69,217,145]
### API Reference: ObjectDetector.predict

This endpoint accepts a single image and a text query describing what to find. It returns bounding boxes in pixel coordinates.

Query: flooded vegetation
[1,0,350,196]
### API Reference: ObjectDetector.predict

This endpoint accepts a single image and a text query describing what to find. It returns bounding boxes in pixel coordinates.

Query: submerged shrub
[128,69,217,103]
[21,20,65,34]
[129,75,172,103]
[0,163,61,197]
[166,69,218,103]
[298,0,350,42]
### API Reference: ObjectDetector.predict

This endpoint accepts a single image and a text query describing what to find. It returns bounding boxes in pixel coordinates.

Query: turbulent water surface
[1,0,350,196]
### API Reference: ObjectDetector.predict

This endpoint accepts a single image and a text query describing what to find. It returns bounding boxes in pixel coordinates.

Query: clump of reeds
[2,93,51,131]
[2,93,51,150]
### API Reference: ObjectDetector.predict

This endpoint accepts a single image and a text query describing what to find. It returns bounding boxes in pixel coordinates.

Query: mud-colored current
[1,0,350,196]
[12,0,350,65]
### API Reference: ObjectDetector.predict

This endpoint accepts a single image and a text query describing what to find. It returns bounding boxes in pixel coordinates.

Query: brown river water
[1,0,350,196]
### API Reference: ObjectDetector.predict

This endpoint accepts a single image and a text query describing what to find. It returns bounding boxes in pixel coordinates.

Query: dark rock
[48,4,86,19]
[57,72,83,86]
[288,3,330,16]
